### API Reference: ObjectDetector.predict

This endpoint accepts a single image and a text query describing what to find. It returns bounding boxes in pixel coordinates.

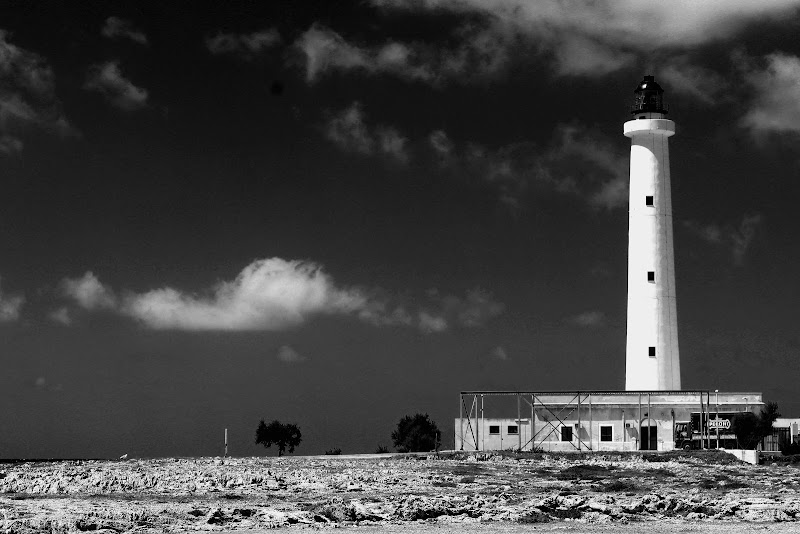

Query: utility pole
[224,428,228,458]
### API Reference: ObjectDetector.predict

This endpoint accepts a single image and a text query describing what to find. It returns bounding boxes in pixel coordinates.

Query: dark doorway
[640,425,658,450]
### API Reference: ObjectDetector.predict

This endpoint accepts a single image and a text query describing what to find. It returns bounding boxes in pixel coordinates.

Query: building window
[646,195,654,206]
[600,425,613,442]
[507,425,518,435]
[561,426,573,441]
[649,346,656,357]
[489,425,500,435]
[647,271,655,282]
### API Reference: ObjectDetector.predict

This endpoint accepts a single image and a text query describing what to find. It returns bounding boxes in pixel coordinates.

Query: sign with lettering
[708,418,731,430]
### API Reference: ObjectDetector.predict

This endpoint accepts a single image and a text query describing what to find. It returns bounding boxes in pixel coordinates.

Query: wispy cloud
[428,123,627,210]
[48,307,72,326]
[684,213,763,264]
[85,61,148,111]
[60,258,503,333]
[102,16,148,45]
[0,277,24,322]
[569,310,605,327]
[0,30,73,153]
[206,29,281,59]
[659,57,730,105]
[324,102,409,163]
[276,345,306,364]
[738,52,800,135]
[490,346,510,361]
[371,0,800,77]
[292,23,510,85]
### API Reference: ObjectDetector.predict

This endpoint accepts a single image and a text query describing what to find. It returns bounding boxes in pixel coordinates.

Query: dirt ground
[1,451,798,532]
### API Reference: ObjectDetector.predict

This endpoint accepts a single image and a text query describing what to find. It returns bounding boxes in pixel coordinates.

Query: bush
[255,419,302,456]
[391,413,440,452]
[781,441,800,455]
[733,401,780,449]
[374,444,390,454]
[325,448,342,455]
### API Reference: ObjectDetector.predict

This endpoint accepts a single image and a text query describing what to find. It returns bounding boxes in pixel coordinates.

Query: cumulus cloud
[0,282,24,322]
[371,0,800,77]
[102,16,148,45]
[684,213,763,264]
[325,102,409,162]
[739,53,800,135]
[276,345,306,364]
[85,61,148,111]
[570,310,605,327]
[60,258,503,333]
[292,23,510,84]
[0,30,73,152]
[60,272,117,310]
[206,28,282,58]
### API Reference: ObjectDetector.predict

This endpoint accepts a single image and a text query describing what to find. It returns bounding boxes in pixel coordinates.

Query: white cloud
[276,345,306,364]
[684,213,763,264]
[429,130,454,157]
[372,0,800,76]
[570,310,605,327]
[739,53,800,135]
[60,272,117,310]
[0,289,24,322]
[0,30,73,149]
[206,29,281,58]
[61,258,504,333]
[325,102,409,162]
[85,61,148,111]
[292,23,508,85]
[102,16,148,45]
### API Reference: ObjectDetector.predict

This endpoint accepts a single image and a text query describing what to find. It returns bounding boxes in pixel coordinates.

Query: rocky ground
[1,451,799,533]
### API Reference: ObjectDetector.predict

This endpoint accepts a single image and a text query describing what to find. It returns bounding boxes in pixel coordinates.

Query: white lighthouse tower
[624,75,681,391]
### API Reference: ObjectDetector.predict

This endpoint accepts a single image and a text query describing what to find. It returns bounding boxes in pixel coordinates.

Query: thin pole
[622,409,626,448]
[224,428,228,457]
[475,395,479,451]
[589,394,593,451]
[700,392,705,450]
[480,394,484,451]
[517,394,522,452]
[531,395,535,452]
[647,393,658,451]
[459,394,464,451]
[638,393,642,451]
[578,394,582,451]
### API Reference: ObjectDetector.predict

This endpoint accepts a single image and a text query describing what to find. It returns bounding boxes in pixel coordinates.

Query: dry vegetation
[1,450,799,532]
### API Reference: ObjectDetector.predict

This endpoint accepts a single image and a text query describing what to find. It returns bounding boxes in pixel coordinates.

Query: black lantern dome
[631,75,667,115]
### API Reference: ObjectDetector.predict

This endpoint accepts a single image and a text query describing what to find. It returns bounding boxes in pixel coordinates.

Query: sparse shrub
[255,419,302,456]
[733,401,780,449]
[518,511,551,523]
[325,448,342,455]
[391,413,440,452]
[374,444,390,454]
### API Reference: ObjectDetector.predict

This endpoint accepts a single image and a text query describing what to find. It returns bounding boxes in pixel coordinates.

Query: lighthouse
[624,75,681,391]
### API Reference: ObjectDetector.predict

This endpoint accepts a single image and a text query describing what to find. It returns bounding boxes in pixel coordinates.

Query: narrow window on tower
[647,271,655,282]
[646,195,654,206]
[649,346,656,357]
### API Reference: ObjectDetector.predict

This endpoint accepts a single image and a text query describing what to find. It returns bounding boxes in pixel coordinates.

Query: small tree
[391,413,440,452]
[255,419,302,456]
[733,401,780,449]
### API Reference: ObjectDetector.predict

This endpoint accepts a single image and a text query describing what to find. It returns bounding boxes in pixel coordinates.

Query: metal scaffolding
[458,390,714,452]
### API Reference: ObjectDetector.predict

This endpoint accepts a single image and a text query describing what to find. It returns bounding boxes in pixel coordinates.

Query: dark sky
[2,1,800,458]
